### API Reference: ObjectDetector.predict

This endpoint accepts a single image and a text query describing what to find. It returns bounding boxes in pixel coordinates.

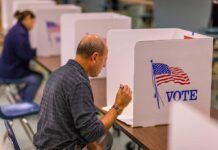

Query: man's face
[89,47,108,77]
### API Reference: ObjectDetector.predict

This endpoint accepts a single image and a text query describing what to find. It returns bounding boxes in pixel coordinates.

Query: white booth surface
[12,0,56,47]
[168,103,218,150]
[36,5,81,56]
[61,12,131,77]
[106,28,213,127]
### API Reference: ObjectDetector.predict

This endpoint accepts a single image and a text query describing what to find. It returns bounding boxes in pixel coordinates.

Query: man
[34,35,132,150]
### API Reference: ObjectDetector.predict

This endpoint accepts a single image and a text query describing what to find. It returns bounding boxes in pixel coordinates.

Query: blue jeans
[0,72,43,102]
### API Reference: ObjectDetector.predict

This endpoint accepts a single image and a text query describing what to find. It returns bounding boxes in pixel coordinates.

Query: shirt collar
[66,59,89,81]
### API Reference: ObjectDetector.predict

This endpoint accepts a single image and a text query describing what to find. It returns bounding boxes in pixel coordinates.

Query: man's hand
[101,84,132,132]
[114,84,132,110]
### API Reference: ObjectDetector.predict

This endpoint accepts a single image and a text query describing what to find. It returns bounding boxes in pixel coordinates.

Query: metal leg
[0,85,6,96]
[5,86,16,103]
[19,118,33,142]
[2,120,13,143]
[22,118,34,136]
[0,85,13,103]
[2,131,8,143]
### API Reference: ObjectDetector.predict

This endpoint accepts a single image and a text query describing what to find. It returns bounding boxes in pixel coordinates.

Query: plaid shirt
[34,59,104,149]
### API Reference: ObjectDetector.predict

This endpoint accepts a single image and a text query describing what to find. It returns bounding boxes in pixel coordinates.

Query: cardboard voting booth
[168,103,218,150]
[60,12,131,77]
[1,0,19,32]
[1,0,48,32]
[1,0,12,32]
[36,5,81,56]
[106,28,213,127]
[12,0,56,47]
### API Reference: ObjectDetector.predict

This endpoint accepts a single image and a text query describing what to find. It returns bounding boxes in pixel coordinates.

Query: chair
[0,102,40,142]
[4,120,21,150]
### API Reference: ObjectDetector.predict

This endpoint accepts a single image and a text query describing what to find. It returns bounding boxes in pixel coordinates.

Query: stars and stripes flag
[46,21,60,33]
[152,63,190,86]
[151,60,190,109]
[46,21,60,45]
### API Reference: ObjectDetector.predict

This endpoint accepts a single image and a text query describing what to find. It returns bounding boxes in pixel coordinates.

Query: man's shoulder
[50,63,88,86]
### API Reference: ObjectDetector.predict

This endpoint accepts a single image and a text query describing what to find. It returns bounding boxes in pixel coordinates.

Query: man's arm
[101,85,132,132]
[69,83,105,144]
[86,85,132,150]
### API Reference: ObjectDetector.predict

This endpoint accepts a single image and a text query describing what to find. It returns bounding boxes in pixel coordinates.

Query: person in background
[0,10,43,102]
[34,35,132,150]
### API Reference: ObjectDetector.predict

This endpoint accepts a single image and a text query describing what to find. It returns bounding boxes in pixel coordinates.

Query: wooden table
[36,56,218,150]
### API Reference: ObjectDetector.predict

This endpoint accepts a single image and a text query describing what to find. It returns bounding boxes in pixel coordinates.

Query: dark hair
[14,10,35,21]
[76,37,105,58]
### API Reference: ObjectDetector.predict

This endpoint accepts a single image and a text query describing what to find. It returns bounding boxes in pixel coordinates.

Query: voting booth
[60,12,131,77]
[1,0,50,32]
[1,0,23,32]
[36,5,81,56]
[168,103,218,150]
[12,0,56,47]
[2,0,28,32]
[106,28,213,127]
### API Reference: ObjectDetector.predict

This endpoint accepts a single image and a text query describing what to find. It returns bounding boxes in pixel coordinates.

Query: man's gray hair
[76,35,105,58]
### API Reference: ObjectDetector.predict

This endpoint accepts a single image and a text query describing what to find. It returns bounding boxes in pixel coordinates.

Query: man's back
[34,59,104,149]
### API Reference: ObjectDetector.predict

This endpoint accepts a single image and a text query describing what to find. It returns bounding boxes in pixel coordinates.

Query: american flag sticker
[46,21,60,45]
[151,60,190,109]
[46,21,60,33]
[152,63,190,86]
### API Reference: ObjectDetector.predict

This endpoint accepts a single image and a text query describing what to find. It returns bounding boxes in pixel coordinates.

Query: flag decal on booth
[150,60,190,109]
[46,21,61,45]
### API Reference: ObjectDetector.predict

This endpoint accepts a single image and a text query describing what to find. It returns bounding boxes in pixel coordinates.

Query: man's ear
[91,52,99,63]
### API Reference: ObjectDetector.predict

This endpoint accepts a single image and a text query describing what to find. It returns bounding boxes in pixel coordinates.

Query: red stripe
[173,81,190,85]
[156,77,173,83]
[172,77,189,81]
[157,80,173,86]
[48,27,60,32]
[155,66,190,86]
[155,74,171,79]
[172,74,189,79]
[156,78,174,85]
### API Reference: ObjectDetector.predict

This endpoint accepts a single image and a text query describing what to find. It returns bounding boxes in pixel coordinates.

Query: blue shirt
[0,21,36,79]
[34,59,105,149]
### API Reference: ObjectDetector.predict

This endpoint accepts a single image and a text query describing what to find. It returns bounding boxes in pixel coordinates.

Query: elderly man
[34,35,132,150]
